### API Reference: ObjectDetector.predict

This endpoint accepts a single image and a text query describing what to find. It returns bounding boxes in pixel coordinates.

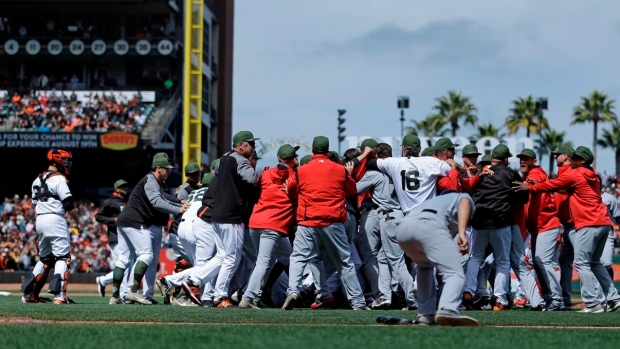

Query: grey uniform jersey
[601,192,620,224]
[408,192,475,237]
[356,170,400,212]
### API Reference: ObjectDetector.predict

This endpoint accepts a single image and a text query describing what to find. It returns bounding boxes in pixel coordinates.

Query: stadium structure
[0,0,234,200]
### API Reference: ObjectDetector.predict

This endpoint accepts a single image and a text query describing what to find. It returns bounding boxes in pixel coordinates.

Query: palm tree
[432,91,478,137]
[597,121,620,175]
[572,90,617,167]
[535,129,573,176]
[505,96,550,137]
[470,122,506,142]
[407,114,449,138]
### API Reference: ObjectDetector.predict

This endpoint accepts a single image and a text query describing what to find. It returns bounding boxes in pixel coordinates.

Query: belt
[378,209,394,215]
[422,209,437,214]
[365,204,379,212]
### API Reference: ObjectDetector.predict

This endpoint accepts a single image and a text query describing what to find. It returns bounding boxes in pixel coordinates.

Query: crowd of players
[15,131,620,326]
[0,90,149,132]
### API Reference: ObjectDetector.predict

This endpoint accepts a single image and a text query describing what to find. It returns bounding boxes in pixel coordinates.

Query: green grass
[1,296,620,349]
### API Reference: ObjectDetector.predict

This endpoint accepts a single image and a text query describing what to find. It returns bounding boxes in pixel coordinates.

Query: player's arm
[284,167,299,199]
[175,185,190,201]
[460,175,480,194]
[344,166,358,198]
[527,173,575,193]
[95,199,116,225]
[145,175,184,214]
[438,169,460,192]
[57,177,80,228]
[356,171,379,194]
[237,157,260,184]
[456,196,473,255]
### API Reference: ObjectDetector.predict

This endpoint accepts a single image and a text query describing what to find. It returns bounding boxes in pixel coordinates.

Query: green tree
[431,91,478,137]
[470,122,506,142]
[407,114,449,138]
[505,96,549,137]
[535,129,573,176]
[597,121,620,175]
[572,90,617,168]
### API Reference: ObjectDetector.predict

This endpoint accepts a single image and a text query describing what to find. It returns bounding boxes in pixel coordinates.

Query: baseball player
[600,186,619,281]
[396,191,479,326]
[514,146,620,313]
[111,152,189,305]
[94,179,130,301]
[239,144,298,309]
[22,148,81,304]
[182,131,261,307]
[357,142,418,310]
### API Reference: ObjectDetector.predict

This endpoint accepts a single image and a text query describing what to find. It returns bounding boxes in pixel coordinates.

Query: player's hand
[444,159,458,169]
[465,165,477,177]
[345,161,354,174]
[179,202,191,214]
[263,166,270,172]
[180,200,187,204]
[480,168,494,176]
[281,182,289,195]
[457,232,469,255]
[512,181,530,192]
[363,146,373,155]
[526,177,539,185]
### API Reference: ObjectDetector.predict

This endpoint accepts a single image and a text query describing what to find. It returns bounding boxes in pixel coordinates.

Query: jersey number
[187,189,206,203]
[400,170,420,191]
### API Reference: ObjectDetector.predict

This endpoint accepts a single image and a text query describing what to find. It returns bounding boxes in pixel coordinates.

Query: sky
[232,0,620,173]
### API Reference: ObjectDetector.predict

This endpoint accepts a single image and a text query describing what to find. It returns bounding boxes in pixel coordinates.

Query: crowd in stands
[0,90,148,132]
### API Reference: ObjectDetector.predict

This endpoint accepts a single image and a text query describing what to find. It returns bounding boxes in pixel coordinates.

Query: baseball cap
[402,134,421,147]
[361,138,378,149]
[479,154,492,165]
[551,145,575,157]
[462,144,481,156]
[277,144,300,160]
[152,152,174,169]
[114,179,129,189]
[312,136,329,153]
[572,146,594,163]
[491,144,512,159]
[201,172,214,185]
[300,155,313,166]
[251,150,262,160]
[184,162,200,174]
[516,148,537,159]
[210,158,220,170]
[434,137,459,152]
[232,131,260,144]
[421,146,435,157]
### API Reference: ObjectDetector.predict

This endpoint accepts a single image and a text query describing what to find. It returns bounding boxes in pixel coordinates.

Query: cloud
[317,19,503,67]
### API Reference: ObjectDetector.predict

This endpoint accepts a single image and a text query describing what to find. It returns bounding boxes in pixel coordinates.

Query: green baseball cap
[361,138,378,149]
[462,144,481,156]
[152,152,174,169]
[421,146,435,157]
[312,136,329,153]
[114,179,129,189]
[479,154,492,165]
[551,145,575,157]
[572,146,594,163]
[232,131,260,144]
[300,155,313,166]
[491,144,512,159]
[201,172,214,185]
[210,158,220,170]
[184,162,200,174]
[402,134,421,147]
[251,150,262,160]
[277,144,300,160]
[434,137,459,152]
[516,148,537,159]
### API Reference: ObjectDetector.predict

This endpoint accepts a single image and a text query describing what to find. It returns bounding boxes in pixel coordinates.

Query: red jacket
[353,156,372,207]
[553,165,573,225]
[524,167,562,235]
[530,166,611,230]
[438,164,480,193]
[297,154,357,227]
[249,165,298,234]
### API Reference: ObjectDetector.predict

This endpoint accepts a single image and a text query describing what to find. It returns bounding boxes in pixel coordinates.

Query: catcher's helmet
[46,148,73,176]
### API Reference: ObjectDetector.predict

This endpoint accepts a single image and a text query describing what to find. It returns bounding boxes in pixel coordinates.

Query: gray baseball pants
[287,224,366,308]
[531,227,562,306]
[242,229,292,302]
[570,225,620,308]
[379,210,417,307]
[510,225,545,308]
[358,207,383,299]
[396,211,464,316]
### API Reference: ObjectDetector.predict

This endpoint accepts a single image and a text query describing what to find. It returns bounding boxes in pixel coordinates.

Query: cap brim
[516,154,534,159]
[464,152,481,156]
[163,165,174,169]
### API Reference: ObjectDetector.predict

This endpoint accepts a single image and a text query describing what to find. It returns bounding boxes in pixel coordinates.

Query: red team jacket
[249,165,298,235]
[353,156,372,207]
[524,167,562,235]
[530,166,611,230]
[297,154,357,227]
[553,165,574,226]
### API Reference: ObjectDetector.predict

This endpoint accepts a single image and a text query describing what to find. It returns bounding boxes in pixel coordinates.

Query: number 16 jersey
[370,156,452,214]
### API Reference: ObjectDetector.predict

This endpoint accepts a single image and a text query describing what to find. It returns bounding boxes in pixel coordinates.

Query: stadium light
[398,96,410,141]
[338,109,346,155]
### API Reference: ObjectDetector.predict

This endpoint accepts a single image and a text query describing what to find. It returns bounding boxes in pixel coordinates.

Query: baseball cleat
[607,300,620,313]
[109,297,124,305]
[352,306,371,311]
[515,297,528,307]
[239,300,261,309]
[216,297,233,308]
[435,314,480,327]
[181,281,202,306]
[201,299,215,307]
[282,293,300,310]
[370,298,391,310]
[461,292,474,310]
[492,301,510,311]
[311,296,337,309]
[156,278,170,297]
[125,290,153,305]
[96,277,106,297]
[578,304,605,313]
[53,299,68,305]
[414,315,436,326]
